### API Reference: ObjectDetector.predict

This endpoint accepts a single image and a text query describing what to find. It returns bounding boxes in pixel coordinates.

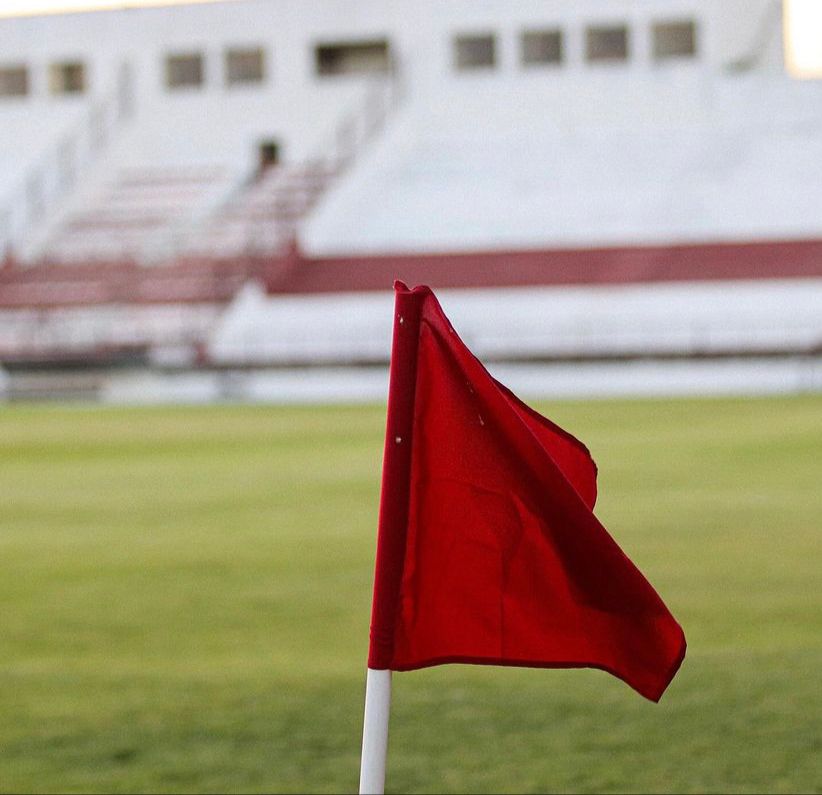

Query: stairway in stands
[182,78,399,259]
[183,160,340,258]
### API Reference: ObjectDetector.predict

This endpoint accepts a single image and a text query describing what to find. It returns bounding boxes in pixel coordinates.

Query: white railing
[326,64,404,171]
[726,0,783,73]
[175,63,404,260]
[0,63,135,263]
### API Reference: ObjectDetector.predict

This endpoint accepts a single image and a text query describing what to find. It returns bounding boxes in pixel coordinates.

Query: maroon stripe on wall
[2,238,821,309]
[266,238,822,294]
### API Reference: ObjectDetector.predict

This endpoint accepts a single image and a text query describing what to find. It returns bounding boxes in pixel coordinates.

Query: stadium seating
[0,258,261,364]
[303,99,822,254]
[40,165,233,263]
[0,304,218,364]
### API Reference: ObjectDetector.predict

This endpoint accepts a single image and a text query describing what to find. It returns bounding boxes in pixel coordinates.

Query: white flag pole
[361,284,422,794]
[359,668,392,795]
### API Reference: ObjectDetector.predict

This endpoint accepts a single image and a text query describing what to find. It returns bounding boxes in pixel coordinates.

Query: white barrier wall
[207,279,822,365]
[95,357,822,404]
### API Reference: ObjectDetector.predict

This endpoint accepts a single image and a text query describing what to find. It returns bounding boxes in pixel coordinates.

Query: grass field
[1,396,820,794]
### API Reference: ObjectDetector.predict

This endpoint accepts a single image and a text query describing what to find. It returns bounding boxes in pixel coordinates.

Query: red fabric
[368,282,686,702]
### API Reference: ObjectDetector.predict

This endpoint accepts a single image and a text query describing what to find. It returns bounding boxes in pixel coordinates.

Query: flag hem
[388,631,687,703]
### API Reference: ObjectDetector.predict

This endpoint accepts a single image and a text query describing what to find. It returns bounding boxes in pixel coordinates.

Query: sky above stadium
[0,0,237,15]
[785,0,822,76]
[0,0,820,76]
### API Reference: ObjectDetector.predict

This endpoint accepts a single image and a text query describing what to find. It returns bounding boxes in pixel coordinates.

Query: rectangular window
[0,65,28,97]
[315,40,391,77]
[521,30,563,66]
[454,34,497,71]
[653,20,697,61]
[586,25,630,63]
[166,53,204,89]
[49,61,86,94]
[226,47,265,86]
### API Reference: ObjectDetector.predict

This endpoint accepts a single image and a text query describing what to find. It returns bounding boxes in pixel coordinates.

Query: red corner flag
[368,282,686,703]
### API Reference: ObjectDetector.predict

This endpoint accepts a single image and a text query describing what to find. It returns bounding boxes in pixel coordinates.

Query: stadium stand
[0,0,820,395]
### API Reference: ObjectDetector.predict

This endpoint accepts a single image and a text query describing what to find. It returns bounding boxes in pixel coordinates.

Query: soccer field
[1,397,820,794]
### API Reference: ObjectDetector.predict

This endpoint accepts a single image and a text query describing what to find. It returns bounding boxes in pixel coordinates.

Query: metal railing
[726,0,783,73]
[177,62,405,260]
[0,62,135,263]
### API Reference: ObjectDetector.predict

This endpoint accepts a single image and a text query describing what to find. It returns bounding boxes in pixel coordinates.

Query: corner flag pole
[359,283,424,795]
[359,668,392,794]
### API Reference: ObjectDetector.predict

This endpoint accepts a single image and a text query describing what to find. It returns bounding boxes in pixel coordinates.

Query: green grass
[0,396,820,794]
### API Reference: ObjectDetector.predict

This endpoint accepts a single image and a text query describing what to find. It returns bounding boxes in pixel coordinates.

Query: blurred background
[0,0,820,399]
[0,1,820,793]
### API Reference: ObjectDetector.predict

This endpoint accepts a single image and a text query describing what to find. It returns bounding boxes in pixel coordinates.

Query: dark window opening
[454,34,497,71]
[258,140,280,174]
[50,61,86,94]
[0,65,28,97]
[315,40,391,77]
[521,30,564,66]
[166,53,204,89]
[226,47,266,85]
[653,20,697,61]
[586,25,630,63]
